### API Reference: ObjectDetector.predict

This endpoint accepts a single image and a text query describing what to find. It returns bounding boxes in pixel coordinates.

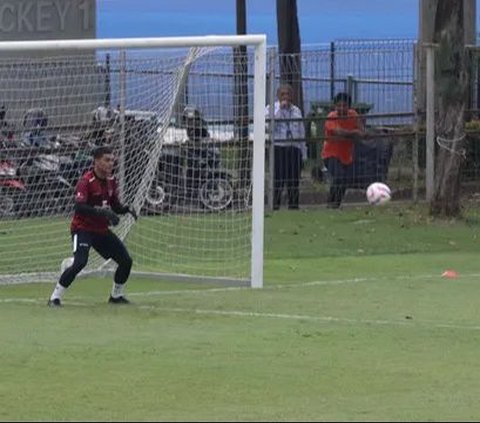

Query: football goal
[0,35,266,288]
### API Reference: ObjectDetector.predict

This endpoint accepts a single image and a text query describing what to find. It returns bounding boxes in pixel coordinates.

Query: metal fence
[99,38,420,211]
[4,38,480,213]
[263,39,418,208]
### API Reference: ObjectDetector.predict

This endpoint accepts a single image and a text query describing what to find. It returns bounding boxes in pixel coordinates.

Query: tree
[276,0,304,112]
[430,0,469,217]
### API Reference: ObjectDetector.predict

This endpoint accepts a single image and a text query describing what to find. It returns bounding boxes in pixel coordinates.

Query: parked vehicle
[0,108,27,217]
[22,108,49,147]
[145,140,234,213]
[0,160,27,217]
[17,136,92,217]
[145,106,234,213]
[17,152,74,216]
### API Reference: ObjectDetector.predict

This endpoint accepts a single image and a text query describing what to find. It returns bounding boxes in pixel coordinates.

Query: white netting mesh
[436,134,467,157]
[0,42,258,285]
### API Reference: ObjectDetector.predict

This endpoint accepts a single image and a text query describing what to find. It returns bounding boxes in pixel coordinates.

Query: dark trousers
[274,146,302,209]
[323,157,353,208]
[59,230,133,288]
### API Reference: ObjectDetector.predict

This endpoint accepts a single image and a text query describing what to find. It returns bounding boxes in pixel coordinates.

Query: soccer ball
[60,257,74,273]
[366,182,391,205]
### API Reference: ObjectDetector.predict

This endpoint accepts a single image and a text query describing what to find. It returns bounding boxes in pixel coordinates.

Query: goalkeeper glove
[101,209,120,226]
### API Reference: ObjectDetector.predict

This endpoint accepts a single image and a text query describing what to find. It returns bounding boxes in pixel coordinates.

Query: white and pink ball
[366,182,391,205]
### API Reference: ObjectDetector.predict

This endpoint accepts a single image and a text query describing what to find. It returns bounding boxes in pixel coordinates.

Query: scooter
[17,149,76,217]
[0,160,27,217]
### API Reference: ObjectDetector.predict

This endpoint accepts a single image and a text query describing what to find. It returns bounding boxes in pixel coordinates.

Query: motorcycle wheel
[145,182,168,214]
[199,177,233,212]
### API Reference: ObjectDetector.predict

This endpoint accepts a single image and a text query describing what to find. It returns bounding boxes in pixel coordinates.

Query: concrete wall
[0,0,102,128]
[0,0,95,41]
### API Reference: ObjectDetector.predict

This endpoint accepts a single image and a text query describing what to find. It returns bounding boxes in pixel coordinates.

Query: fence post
[346,74,354,101]
[330,41,335,100]
[412,42,419,203]
[425,44,435,202]
[104,53,111,107]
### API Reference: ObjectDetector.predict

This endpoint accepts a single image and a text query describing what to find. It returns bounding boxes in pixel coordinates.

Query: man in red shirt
[322,92,366,208]
[48,146,137,307]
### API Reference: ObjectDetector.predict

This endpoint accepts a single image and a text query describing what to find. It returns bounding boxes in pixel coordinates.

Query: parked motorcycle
[145,140,235,213]
[145,106,234,213]
[0,107,27,217]
[22,108,49,147]
[17,153,73,216]
[0,160,27,217]
[17,136,92,217]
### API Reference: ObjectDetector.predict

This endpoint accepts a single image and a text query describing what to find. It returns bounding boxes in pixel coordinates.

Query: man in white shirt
[265,84,306,209]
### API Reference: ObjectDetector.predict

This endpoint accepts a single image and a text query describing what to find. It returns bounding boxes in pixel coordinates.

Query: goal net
[0,36,266,288]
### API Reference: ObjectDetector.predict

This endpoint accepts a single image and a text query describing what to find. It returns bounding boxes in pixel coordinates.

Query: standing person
[265,84,306,210]
[182,105,211,196]
[322,92,366,208]
[48,146,137,307]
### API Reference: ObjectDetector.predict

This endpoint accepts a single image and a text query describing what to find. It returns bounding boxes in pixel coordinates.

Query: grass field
[2,204,480,421]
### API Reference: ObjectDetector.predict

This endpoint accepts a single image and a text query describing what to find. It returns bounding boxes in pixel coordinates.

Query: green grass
[2,204,480,421]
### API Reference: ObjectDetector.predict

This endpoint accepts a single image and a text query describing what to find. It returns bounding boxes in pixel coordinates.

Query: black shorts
[72,230,130,263]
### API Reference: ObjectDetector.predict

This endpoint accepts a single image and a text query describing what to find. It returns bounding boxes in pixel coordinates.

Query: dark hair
[183,105,202,121]
[333,92,352,107]
[93,145,113,159]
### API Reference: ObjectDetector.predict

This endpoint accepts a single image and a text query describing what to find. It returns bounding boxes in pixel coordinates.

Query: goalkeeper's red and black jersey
[71,170,121,234]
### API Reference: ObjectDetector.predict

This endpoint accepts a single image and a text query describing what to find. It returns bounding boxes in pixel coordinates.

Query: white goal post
[0,35,266,288]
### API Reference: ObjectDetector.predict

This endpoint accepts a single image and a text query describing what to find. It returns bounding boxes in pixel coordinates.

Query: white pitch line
[127,285,248,297]
[3,272,480,300]
[1,272,477,303]
[127,276,391,298]
[3,296,480,332]
[75,277,371,299]
[0,297,90,307]
[0,298,39,304]
[126,271,480,298]
[3,272,480,332]
[164,307,480,332]
[133,306,480,332]
[142,305,416,327]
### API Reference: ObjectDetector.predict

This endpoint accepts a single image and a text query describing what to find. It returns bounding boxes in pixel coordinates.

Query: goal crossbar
[0,35,267,52]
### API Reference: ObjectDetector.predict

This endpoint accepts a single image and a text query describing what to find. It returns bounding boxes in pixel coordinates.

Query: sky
[97,0,425,45]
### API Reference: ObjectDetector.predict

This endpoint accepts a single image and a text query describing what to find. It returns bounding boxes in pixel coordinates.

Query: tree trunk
[418,0,476,118]
[276,0,304,112]
[430,0,469,217]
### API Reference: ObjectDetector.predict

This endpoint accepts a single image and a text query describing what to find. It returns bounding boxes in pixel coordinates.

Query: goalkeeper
[48,146,138,307]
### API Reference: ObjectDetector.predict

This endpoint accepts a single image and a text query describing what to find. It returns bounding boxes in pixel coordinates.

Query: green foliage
[465,120,480,131]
